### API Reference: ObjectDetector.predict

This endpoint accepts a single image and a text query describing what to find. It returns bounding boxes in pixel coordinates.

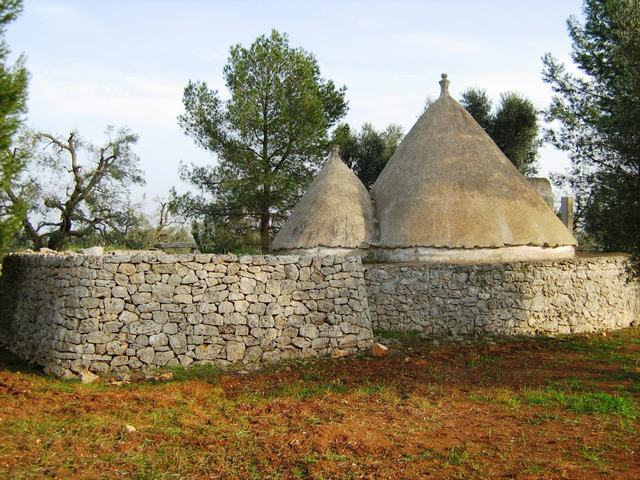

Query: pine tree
[542,0,640,266]
[0,0,28,255]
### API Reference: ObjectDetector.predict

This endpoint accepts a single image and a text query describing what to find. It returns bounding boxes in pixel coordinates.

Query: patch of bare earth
[0,328,639,479]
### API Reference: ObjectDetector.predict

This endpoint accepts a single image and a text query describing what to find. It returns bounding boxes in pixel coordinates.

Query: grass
[374,329,422,342]
[446,443,470,466]
[523,387,637,418]
[581,444,610,473]
[1,327,640,478]
[470,381,637,418]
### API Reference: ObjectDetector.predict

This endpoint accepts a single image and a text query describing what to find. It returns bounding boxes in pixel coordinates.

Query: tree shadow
[0,344,45,376]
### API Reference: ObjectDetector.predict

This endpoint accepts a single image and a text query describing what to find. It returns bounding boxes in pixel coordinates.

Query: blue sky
[7,0,582,213]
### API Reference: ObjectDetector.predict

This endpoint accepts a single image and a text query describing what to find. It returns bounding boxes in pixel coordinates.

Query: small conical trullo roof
[371,74,577,250]
[272,147,376,252]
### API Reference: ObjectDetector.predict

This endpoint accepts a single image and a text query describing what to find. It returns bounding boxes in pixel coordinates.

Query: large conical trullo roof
[272,147,376,252]
[371,74,577,250]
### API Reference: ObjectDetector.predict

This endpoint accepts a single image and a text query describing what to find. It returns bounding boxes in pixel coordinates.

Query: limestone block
[168,333,187,354]
[119,311,139,324]
[104,298,125,314]
[80,297,100,309]
[78,318,99,333]
[226,341,245,362]
[131,293,152,305]
[299,324,319,339]
[86,332,111,344]
[194,344,223,360]
[103,321,123,334]
[182,271,198,284]
[218,301,234,314]
[284,264,299,281]
[243,345,263,363]
[163,323,178,335]
[112,286,129,298]
[194,324,219,336]
[228,291,244,301]
[178,355,193,367]
[152,351,175,366]
[174,294,193,304]
[128,320,162,335]
[149,333,168,348]
[234,300,249,313]
[249,303,267,315]
[292,337,311,349]
[106,340,128,355]
[203,313,224,326]
[239,277,257,294]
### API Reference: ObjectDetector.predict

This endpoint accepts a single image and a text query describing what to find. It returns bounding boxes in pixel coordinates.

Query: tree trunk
[48,214,72,250]
[47,231,65,250]
[260,184,271,253]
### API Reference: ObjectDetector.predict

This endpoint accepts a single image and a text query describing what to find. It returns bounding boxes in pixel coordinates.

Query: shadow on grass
[0,343,44,376]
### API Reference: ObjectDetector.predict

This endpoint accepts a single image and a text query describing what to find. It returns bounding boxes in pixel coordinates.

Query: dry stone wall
[365,255,639,335]
[2,252,638,377]
[0,252,373,377]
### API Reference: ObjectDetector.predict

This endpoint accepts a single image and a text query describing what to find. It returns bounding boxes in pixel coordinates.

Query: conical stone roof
[371,74,577,250]
[272,147,376,252]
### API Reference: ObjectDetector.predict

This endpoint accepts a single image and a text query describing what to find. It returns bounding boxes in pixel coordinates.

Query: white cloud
[29,1,79,22]
[394,32,485,55]
[31,70,200,130]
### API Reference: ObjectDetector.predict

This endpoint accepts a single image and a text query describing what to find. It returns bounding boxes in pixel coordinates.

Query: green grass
[470,381,638,419]
[581,444,610,473]
[446,443,470,466]
[166,363,222,382]
[465,353,503,369]
[403,449,435,462]
[552,335,638,365]
[265,380,349,401]
[374,329,421,342]
[469,389,522,408]
[354,382,390,396]
[523,387,637,418]
[523,460,547,474]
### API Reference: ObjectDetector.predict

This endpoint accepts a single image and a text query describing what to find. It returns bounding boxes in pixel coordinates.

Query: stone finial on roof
[331,144,340,156]
[439,73,450,97]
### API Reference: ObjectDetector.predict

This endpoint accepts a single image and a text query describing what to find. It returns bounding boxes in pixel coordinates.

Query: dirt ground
[1,328,639,479]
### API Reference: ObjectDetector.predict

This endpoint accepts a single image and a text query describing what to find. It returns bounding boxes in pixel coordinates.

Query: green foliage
[189,214,260,254]
[332,122,403,188]
[176,29,347,252]
[0,0,27,256]
[460,89,540,176]
[542,0,640,267]
[459,89,493,132]
[8,127,146,250]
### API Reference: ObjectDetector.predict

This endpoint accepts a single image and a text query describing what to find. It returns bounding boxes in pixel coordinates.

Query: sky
[6,0,583,215]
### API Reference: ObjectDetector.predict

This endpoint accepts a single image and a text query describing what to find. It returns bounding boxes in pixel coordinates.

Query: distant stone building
[526,177,555,211]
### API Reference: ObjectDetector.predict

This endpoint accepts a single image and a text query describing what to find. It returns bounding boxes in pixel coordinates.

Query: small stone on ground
[371,343,389,357]
[331,349,349,359]
[79,370,99,384]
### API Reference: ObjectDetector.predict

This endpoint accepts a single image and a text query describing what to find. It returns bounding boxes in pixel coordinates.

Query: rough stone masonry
[365,255,639,335]
[0,252,373,377]
[0,252,638,377]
